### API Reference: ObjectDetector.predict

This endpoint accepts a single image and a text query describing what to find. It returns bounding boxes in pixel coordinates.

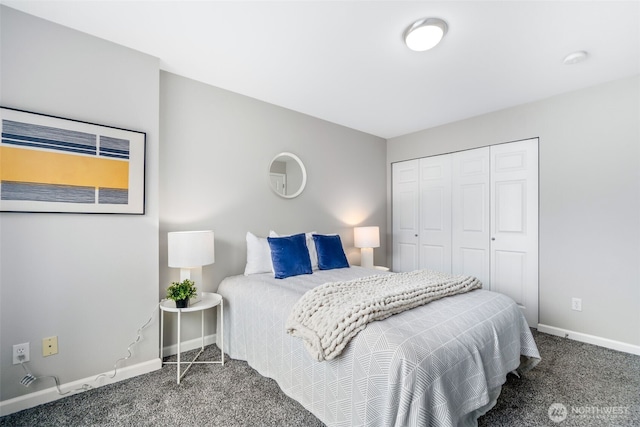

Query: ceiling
[2,1,639,139]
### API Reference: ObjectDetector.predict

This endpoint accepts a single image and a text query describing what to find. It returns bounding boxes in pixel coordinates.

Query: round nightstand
[160,292,224,384]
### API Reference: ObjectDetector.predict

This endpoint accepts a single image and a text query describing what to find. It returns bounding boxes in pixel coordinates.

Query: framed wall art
[0,107,146,214]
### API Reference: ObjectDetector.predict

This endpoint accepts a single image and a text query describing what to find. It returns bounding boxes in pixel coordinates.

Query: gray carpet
[1,330,638,426]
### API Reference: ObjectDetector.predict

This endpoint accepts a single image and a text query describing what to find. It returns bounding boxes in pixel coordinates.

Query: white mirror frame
[269,152,307,199]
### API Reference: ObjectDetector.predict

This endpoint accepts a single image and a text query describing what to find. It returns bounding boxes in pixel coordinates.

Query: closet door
[452,148,490,287]
[490,138,539,326]
[392,160,419,272]
[419,155,452,272]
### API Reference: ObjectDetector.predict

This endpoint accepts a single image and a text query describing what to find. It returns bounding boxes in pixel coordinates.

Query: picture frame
[0,107,146,214]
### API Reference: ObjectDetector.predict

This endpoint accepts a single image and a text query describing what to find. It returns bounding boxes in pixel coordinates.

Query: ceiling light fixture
[563,50,588,65]
[404,17,448,52]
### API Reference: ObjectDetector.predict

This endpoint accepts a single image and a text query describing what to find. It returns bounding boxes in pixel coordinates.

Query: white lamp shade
[354,226,380,249]
[168,230,215,268]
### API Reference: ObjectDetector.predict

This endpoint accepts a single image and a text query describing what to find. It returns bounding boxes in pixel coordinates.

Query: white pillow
[244,231,273,275]
[269,230,319,270]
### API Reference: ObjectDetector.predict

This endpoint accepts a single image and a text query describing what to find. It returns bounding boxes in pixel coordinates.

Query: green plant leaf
[166,279,198,301]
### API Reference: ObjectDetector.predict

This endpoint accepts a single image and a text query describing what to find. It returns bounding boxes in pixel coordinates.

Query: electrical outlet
[571,297,582,312]
[12,342,30,364]
[42,336,58,357]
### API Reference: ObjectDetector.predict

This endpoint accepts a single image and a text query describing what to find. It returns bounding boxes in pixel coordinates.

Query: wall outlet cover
[13,342,30,364]
[42,336,59,357]
[571,298,582,312]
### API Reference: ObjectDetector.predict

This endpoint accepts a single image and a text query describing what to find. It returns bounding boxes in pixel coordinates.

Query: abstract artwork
[0,107,145,214]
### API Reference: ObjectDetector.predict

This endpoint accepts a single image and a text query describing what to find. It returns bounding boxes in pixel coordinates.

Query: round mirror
[269,152,307,199]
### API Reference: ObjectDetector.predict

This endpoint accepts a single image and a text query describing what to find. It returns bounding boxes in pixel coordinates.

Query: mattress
[217,266,540,427]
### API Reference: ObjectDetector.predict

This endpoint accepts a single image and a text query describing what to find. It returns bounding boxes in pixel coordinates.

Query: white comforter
[217,267,540,427]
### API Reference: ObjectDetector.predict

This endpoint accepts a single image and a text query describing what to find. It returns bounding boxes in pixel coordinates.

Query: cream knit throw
[286,269,482,361]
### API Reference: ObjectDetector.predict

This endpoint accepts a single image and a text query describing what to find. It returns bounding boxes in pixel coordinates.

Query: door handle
[491,237,496,241]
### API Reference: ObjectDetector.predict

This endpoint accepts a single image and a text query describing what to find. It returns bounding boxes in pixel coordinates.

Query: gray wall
[387,76,640,347]
[0,7,160,402]
[159,71,387,342]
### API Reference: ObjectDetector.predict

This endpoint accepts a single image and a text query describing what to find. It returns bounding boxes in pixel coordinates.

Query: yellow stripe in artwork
[0,146,129,189]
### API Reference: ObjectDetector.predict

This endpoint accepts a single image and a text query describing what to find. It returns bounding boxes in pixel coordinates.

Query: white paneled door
[419,155,452,272]
[392,160,419,273]
[452,147,490,287]
[490,139,539,326]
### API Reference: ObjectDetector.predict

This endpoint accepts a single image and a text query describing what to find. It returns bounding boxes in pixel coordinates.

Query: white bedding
[217,266,540,427]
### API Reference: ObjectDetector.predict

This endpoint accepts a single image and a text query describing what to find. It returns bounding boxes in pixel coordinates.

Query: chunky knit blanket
[286,269,482,361]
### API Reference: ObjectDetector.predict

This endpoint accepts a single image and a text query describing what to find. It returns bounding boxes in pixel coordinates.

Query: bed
[217,265,540,427]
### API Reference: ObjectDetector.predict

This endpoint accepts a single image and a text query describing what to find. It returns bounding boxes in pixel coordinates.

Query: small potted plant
[166,279,197,308]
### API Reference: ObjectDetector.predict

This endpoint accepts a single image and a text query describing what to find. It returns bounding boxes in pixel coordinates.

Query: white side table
[160,292,224,384]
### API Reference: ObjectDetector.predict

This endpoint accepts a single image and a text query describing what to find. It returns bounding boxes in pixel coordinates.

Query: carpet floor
[1,330,638,426]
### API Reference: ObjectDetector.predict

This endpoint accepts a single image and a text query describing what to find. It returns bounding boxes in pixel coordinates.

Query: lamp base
[360,248,374,269]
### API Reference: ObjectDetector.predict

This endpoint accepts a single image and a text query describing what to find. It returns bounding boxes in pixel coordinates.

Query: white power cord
[19,302,161,395]
[19,358,81,395]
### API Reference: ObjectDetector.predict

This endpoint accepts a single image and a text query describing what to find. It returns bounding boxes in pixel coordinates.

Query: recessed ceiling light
[563,51,588,65]
[404,18,448,52]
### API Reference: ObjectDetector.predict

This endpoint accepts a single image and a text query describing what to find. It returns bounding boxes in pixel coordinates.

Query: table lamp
[354,226,380,269]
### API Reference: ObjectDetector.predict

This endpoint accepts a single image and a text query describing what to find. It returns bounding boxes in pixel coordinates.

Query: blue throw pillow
[312,234,350,270]
[267,233,313,279]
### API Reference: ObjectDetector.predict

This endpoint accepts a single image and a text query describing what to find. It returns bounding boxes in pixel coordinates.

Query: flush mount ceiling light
[404,17,448,52]
[563,50,589,65]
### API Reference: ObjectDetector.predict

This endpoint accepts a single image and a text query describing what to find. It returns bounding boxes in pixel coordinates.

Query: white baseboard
[162,333,217,357]
[537,324,640,356]
[0,358,162,417]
